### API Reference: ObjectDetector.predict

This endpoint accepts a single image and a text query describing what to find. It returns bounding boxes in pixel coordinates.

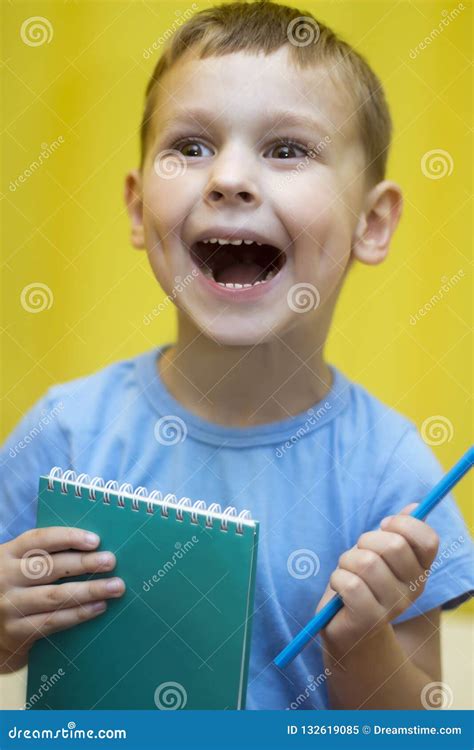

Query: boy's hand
[0,527,125,673]
[317,503,439,655]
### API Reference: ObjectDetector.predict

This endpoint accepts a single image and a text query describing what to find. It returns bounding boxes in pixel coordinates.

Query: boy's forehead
[153,47,359,149]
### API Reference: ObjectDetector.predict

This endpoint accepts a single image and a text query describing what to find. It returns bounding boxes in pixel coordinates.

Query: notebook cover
[26,474,259,710]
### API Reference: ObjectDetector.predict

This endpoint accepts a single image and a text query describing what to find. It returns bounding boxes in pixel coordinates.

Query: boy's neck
[157,315,333,427]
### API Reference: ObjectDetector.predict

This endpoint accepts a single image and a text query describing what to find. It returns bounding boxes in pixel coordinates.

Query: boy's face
[131,47,372,345]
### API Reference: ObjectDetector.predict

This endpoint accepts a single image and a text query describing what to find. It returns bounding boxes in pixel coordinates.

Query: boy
[1,1,472,710]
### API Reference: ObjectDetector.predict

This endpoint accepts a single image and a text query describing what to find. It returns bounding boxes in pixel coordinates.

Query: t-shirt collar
[135,345,349,448]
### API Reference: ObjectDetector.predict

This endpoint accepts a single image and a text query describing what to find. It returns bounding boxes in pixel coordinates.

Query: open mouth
[189,237,287,289]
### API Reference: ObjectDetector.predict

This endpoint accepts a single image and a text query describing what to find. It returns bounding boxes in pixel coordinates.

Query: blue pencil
[274,446,474,669]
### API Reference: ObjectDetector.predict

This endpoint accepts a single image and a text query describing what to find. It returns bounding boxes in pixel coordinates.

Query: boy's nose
[204,168,262,208]
[206,186,258,206]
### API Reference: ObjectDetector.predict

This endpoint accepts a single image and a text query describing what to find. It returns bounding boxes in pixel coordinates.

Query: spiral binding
[47,467,253,534]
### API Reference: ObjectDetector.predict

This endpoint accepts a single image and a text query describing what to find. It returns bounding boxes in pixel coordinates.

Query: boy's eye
[174,140,214,158]
[265,141,308,159]
[171,138,309,159]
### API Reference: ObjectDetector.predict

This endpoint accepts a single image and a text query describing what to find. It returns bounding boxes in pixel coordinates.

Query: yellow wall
[2,1,472,596]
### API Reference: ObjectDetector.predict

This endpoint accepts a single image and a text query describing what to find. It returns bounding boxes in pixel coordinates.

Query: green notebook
[26,468,259,710]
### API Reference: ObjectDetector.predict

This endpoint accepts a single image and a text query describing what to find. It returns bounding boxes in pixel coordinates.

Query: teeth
[199,237,264,246]
[214,276,274,289]
[211,266,279,289]
[216,282,251,289]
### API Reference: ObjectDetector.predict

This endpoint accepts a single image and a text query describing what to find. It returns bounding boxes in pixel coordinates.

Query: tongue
[215,263,263,284]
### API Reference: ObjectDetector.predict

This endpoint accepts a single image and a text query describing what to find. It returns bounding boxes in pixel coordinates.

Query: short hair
[139,0,392,183]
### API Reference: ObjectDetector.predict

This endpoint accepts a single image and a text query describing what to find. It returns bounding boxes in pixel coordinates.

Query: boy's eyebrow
[157,107,332,140]
[261,109,332,140]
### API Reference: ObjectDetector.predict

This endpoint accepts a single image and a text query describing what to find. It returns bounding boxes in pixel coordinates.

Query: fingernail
[97,552,114,567]
[90,601,106,612]
[106,578,122,593]
[85,532,100,546]
[380,516,393,528]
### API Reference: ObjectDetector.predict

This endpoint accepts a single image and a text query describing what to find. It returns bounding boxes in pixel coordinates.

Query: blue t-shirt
[1,346,473,710]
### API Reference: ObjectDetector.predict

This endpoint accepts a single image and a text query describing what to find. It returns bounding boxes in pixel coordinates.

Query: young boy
[1,1,472,710]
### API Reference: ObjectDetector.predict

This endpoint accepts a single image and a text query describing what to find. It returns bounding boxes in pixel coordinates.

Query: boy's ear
[124,169,145,249]
[352,181,403,265]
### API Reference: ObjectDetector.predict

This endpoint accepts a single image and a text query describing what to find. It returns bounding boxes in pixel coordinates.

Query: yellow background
[2,0,472,604]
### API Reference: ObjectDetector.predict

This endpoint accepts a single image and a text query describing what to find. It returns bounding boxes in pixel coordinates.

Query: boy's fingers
[14,549,116,586]
[10,578,125,616]
[399,503,419,516]
[13,601,109,644]
[315,582,337,613]
[13,527,100,557]
[338,548,408,612]
[357,530,424,583]
[329,568,385,626]
[380,515,439,569]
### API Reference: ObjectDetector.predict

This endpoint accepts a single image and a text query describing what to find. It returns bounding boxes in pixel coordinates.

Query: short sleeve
[365,426,474,623]
[0,390,70,544]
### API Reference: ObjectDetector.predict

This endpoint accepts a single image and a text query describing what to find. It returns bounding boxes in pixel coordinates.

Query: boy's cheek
[143,172,202,223]
[144,242,178,298]
[292,229,352,298]
[289,197,354,274]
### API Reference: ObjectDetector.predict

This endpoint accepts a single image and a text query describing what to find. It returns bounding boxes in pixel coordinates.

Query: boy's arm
[393,607,441,682]
[315,503,446,709]
[322,608,441,710]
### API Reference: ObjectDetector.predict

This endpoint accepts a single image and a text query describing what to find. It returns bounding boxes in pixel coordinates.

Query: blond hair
[139,0,392,183]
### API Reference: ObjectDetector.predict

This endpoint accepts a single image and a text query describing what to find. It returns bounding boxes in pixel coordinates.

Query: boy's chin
[194,316,290,347]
